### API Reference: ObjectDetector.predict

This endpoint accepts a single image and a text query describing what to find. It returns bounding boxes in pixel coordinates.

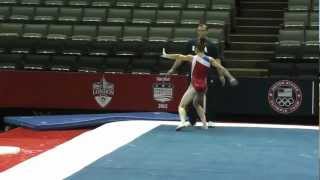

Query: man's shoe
[176,121,191,131]
[176,124,184,131]
[189,120,196,126]
[202,125,208,130]
[207,121,215,128]
[184,121,191,127]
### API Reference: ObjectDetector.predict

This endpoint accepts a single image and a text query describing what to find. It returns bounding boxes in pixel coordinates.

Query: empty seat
[78,56,105,72]
[212,0,235,29]
[0,53,23,69]
[46,24,73,40]
[50,55,77,71]
[115,0,136,7]
[104,56,130,73]
[206,11,230,29]
[302,30,319,61]
[211,0,234,11]
[91,0,114,7]
[288,0,310,11]
[312,0,318,11]
[22,24,47,39]
[0,23,23,37]
[58,8,83,22]
[107,8,131,24]
[131,57,157,74]
[9,6,34,21]
[122,26,148,40]
[283,12,308,29]
[138,0,160,8]
[0,6,10,21]
[268,62,296,77]
[34,7,59,22]
[116,26,148,55]
[206,10,230,43]
[275,29,304,60]
[36,24,72,54]
[187,0,210,9]
[0,0,17,5]
[16,24,48,54]
[208,27,225,52]
[20,0,41,6]
[132,9,156,24]
[296,62,318,79]
[63,25,96,56]
[163,0,186,9]
[144,27,172,55]
[96,25,122,42]
[168,27,195,53]
[68,0,90,7]
[156,10,180,25]
[180,10,204,25]
[148,27,172,42]
[90,25,122,56]
[309,12,319,29]
[82,8,106,23]
[23,54,50,70]
[71,25,96,41]
[44,0,65,6]
[0,23,23,51]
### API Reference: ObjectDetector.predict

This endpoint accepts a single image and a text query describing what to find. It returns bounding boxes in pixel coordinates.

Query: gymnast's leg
[193,91,208,129]
[176,85,196,131]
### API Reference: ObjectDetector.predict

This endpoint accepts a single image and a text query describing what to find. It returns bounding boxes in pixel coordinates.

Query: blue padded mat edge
[4,112,180,130]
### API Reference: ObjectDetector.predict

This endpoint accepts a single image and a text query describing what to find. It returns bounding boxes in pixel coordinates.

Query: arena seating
[0,0,318,78]
[271,0,318,78]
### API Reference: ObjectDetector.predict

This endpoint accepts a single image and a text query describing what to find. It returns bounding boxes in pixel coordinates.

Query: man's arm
[207,41,226,86]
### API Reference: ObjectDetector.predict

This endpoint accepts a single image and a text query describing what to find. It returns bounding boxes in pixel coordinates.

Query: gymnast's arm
[209,57,235,82]
[161,48,193,62]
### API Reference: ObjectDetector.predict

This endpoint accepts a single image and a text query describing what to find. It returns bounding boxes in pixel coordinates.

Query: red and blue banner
[0,71,188,112]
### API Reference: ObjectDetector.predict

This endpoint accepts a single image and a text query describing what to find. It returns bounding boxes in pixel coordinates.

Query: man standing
[167,24,225,127]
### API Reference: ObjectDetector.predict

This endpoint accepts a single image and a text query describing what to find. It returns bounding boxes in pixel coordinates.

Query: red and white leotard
[191,55,212,92]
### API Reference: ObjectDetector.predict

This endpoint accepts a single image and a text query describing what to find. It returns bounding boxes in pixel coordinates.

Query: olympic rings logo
[268,80,302,114]
[275,97,294,107]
